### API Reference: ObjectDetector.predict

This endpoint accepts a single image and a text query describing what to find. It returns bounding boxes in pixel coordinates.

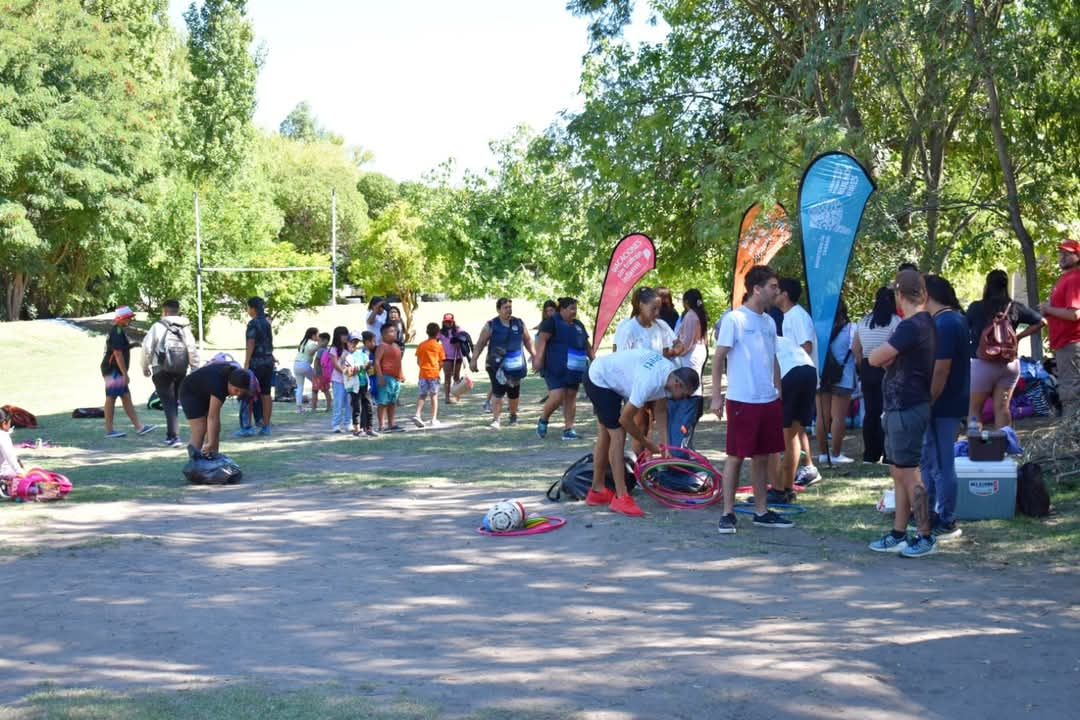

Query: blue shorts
[417,378,441,397]
[376,377,401,406]
[544,372,582,391]
[104,370,130,398]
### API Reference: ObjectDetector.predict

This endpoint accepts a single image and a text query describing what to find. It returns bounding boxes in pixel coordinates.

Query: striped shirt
[855,313,901,356]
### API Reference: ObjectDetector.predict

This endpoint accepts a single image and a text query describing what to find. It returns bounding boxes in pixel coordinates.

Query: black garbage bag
[182,446,242,485]
[654,467,709,494]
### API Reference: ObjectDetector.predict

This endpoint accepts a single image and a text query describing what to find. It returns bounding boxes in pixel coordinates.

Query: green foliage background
[1,0,1077,341]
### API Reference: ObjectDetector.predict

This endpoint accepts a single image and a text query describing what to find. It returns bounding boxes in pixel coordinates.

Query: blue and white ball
[483,500,526,532]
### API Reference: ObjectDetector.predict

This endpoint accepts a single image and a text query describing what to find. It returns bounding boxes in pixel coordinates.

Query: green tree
[279,101,343,144]
[356,172,400,219]
[0,0,176,319]
[348,201,443,340]
[181,0,262,184]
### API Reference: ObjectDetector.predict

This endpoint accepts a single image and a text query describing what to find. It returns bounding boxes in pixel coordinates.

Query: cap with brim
[114,306,134,321]
[348,332,362,342]
[1059,239,1080,255]
[443,313,455,322]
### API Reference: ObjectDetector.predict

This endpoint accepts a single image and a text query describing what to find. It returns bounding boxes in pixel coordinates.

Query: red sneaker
[609,494,645,517]
[585,488,615,506]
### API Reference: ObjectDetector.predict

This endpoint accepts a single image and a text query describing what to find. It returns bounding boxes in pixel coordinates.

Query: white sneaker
[818,453,831,464]
[429,419,442,428]
[488,419,501,429]
[411,415,425,428]
[831,454,855,464]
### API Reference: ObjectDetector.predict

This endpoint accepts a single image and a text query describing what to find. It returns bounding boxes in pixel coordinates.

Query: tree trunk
[964,0,1042,358]
[399,289,417,343]
[4,272,27,321]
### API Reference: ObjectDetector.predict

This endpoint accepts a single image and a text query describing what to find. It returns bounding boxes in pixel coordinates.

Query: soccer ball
[483,500,526,532]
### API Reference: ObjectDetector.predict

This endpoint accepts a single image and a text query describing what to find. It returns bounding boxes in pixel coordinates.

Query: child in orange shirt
[412,323,447,427]
[375,324,406,431]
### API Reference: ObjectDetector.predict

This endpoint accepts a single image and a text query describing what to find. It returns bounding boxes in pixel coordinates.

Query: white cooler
[954,457,1017,520]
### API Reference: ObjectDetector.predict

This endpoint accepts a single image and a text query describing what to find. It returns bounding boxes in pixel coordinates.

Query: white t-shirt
[0,428,21,479]
[776,336,815,378]
[716,305,779,404]
[613,317,676,354]
[366,309,387,346]
[783,303,817,368]
[589,349,675,408]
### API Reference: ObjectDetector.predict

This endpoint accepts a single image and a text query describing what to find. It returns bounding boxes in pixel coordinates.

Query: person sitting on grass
[0,407,26,498]
[101,305,156,440]
[413,323,446,428]
[583,348,699,517]
[178,364,253,459]
[375,324,405,431]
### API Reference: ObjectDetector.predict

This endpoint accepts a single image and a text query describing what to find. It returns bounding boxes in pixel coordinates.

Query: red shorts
[725,399,784,459]
[311,376,330,392]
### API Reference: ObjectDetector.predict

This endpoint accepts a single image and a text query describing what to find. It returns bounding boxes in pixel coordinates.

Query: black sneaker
[765,488,789,505]
[507,414,518,426]
[932,521,963,541]
[753,510,794,528]
[718,513,738,534]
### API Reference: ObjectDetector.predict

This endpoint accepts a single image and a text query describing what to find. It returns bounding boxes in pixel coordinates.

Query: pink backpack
[319,348,335,378]
[10,468,72,502]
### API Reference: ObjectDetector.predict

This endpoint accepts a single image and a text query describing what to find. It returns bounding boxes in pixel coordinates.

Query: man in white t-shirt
[775,278,820,485]
[712,265,792,534]
[584,349,699,517]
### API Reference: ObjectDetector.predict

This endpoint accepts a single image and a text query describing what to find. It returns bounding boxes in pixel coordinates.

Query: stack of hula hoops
[634,446,808,516]
[634,446,723,510]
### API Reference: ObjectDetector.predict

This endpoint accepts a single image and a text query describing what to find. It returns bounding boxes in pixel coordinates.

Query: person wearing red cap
[101,306,156,439]
[1041,239,1080,416]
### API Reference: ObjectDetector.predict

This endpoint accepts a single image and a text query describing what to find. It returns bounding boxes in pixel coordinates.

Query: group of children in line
[291,320,448,438]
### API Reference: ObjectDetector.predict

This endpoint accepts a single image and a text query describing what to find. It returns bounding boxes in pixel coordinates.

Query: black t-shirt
[767,306,785,337]
[100,325,131,375]
[246,314,274,368]
[965,300,1042,359]
[659,307,680,331]
[883,311,936,411]
[538,316,556,335]
[181,363,234,403]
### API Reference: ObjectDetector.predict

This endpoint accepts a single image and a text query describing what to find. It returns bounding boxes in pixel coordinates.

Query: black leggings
[349,388,373,430]
[860,359,886,462]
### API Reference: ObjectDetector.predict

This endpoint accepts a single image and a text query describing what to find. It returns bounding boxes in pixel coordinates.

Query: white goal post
[193,189,338,352]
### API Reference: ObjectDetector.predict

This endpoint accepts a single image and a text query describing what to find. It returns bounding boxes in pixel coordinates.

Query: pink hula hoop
[476,516,567,536]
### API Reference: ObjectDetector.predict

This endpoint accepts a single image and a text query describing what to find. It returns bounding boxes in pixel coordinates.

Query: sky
[169,1,667,182]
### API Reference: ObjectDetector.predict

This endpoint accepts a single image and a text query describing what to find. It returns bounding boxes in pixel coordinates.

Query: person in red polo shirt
[1041,239,1080,417]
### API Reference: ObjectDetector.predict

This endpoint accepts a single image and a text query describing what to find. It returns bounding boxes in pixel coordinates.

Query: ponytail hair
[681,288,709,337]
[297,326,318,353]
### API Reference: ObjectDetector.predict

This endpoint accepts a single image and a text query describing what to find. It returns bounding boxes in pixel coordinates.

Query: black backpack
[273,369,297,402]
[1016,462,1051,517]
[548,452,638,501]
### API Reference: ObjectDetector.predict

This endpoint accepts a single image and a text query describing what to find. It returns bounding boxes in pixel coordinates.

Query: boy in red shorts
[712,265,791,534]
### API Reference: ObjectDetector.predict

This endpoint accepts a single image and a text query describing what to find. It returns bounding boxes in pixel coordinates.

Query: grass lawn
[4,683,567,720]
[0,314,1077,565]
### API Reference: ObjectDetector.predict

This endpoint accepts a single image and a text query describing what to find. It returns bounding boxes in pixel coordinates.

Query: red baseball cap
[1059,239,1080,255]
[442,313,455,323]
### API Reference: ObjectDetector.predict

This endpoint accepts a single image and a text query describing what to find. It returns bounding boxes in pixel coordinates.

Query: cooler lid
[955,457,1017,474]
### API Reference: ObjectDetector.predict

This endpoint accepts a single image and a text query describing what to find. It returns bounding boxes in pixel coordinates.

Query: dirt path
[3,483,1079,719]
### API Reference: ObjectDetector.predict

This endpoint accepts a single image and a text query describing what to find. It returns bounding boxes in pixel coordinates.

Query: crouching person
[583,348,699,517]
[179,363,253,459]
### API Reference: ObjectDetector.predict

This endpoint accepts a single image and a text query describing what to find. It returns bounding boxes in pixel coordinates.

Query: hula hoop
[635,446,723,510]
[476,516,567,537]
[733,502,807,516]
